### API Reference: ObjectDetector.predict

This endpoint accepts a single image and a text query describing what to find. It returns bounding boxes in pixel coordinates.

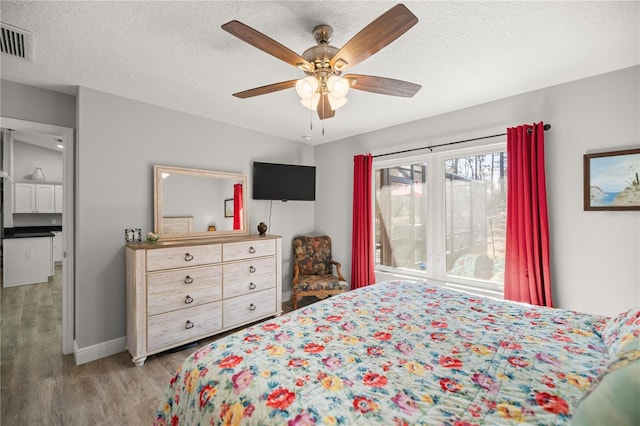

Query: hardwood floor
[1,267,309,425]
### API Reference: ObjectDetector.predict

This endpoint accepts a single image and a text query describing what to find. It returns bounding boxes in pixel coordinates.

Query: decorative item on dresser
[257,221,267,236]
[125,234,282,366]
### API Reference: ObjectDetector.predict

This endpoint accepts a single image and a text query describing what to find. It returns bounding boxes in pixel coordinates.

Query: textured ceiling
[1,1,638,145]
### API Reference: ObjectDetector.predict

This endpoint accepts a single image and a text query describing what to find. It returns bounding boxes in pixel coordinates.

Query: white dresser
[125,235,282,366]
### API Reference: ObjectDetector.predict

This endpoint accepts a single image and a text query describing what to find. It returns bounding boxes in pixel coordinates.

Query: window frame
[373,141,506,297]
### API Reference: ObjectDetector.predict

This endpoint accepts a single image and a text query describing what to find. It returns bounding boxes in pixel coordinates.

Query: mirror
[154,165,248,240]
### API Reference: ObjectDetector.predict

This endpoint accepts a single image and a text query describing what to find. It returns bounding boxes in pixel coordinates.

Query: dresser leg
[132,356,147,367]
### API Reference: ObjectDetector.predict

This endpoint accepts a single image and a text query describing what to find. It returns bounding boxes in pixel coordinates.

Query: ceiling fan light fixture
[300,92,321,110]
[295,76,318,99]
[327,93,348,110]
[327,75,349,98]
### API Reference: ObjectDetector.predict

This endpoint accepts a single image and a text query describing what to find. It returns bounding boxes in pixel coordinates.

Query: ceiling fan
[221,3,422,120]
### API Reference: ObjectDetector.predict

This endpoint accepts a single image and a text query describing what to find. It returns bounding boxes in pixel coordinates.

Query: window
[374,143,506,292]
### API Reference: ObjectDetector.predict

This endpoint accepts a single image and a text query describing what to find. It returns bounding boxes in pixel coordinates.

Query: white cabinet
[54,184,63,213]
[52,231,64,263]
[14,183,36,213]
[13,183,59,213]
[35,184,55,213]
[125,235,282,366]
[2,236,54,287]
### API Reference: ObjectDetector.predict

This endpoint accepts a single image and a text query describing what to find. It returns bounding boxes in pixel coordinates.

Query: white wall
[1,82,73,229]
[0,80,76,128]
[76,87,314,350]
[315,66,640,317]
[13,140,63,181]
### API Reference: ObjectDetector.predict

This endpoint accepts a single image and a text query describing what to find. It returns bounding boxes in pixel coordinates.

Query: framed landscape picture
[584,148,640,211]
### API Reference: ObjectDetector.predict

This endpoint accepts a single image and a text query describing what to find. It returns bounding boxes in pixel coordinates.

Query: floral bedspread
[154,280,610,425]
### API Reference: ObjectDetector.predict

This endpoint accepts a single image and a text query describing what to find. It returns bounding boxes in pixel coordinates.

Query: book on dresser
[125,234,282,366]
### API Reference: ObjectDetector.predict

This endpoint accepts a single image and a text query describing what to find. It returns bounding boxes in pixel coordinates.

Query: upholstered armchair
[291,236,349,309]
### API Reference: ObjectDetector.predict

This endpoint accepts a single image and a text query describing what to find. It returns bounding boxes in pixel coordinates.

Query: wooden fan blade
[222,20,314,71]
[317,94,336,120]
[330,4,418,73]
[344,74,421,97]
[232,80,298,99]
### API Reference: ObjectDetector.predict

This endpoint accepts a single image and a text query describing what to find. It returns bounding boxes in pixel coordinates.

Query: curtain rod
[373,123,551,158]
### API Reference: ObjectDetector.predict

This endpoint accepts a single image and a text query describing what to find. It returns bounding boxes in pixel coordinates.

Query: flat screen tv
[252,162,316,201]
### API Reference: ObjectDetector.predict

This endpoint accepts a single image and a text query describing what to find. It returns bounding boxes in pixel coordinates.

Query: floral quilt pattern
[154,280,610,425]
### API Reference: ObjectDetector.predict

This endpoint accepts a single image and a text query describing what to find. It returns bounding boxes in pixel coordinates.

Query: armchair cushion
[293,236,333,276]
[297,275,350,292]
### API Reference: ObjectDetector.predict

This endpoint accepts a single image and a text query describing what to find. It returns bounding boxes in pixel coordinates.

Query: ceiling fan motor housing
[302,24,340,79]
[313,24,333,44]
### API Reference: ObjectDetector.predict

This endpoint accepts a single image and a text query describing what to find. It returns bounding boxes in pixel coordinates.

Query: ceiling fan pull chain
[322,95,325,136]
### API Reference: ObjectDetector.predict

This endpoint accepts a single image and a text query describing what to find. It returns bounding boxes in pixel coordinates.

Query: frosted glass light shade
[300,93,321,110]
[327,75,349,98]
[295,76,319,99]
[327,93,348,110]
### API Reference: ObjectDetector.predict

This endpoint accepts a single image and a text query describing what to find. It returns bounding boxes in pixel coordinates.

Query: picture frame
[224,198,234,217]
[124,228,142,243]
[584,148,640,211]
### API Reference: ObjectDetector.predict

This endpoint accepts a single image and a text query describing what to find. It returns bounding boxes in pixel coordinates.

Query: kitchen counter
[3,226,61,239]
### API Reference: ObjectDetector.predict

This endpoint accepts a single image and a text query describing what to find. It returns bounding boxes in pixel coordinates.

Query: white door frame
[1,116,75,355]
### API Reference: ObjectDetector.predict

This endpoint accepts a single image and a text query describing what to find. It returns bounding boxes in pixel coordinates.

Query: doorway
[0,117,74,355]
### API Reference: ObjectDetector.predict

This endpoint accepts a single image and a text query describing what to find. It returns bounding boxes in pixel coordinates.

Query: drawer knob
[249,266,256,273]
[249,246,256,254]
[184,253,194,262]
[249,282,256,290]
[184,276,193,284]
[185,320,194,329]
[184,295,194,304]
[249,303,256,311]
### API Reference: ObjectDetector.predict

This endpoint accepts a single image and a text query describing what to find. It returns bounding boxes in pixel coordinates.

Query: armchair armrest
[330,260,346,281]
[292,265,300,285]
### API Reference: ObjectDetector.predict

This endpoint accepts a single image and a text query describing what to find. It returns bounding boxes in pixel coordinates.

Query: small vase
[32,167,46,181]
[257,222,267,236]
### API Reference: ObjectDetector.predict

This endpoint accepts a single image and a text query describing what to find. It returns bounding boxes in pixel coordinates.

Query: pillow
[600,307,640,357]
[572,307,640,425]
[602,307,640,358]
[571,347,640,425]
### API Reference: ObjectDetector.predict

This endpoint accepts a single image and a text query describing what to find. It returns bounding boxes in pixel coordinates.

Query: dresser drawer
[147,302,222,352]
[146,244,221,271]
[223,239,276,262]
[223,289,277,329]
[147,284,222,316]
[223,257,276,298]
[147,265,222,294]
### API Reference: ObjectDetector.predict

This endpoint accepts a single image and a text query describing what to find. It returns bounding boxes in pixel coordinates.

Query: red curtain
[504,122,553,307]
[233,183,243,230]
[351,154,376,288]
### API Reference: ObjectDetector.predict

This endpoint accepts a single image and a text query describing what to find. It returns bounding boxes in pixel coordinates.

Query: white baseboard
[73,337,126,365]
[283,290,291,302]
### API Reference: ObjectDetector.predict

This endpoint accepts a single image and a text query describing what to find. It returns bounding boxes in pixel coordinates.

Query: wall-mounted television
[252,161,316,201]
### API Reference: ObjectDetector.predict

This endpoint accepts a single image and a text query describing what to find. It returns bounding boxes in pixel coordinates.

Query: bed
[154,280,639,425]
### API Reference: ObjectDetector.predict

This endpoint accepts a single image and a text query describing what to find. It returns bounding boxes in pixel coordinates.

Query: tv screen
[253,162,316,201]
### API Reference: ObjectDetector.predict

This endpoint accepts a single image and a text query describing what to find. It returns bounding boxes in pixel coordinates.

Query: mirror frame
[154,164,248,240]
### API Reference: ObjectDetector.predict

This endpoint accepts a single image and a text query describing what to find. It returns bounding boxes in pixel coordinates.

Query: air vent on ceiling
[1,23,33,61]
